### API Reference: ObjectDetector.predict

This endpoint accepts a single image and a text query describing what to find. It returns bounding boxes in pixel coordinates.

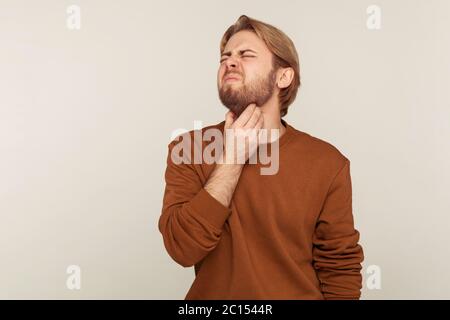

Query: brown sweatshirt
[159,118,364,300]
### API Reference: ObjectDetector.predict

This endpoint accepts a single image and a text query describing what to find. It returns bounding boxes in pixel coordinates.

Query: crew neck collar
[277,118,295,148]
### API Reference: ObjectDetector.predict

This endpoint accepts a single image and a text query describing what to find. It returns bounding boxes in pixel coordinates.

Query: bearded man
[159,15,364,300]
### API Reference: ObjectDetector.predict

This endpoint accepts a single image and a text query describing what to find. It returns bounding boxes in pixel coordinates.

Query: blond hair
[220,15,301,117]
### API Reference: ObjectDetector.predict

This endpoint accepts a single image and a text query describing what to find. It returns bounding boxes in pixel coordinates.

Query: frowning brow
[221,49,258,57]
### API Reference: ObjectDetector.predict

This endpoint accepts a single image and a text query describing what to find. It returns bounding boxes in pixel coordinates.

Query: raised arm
[159,105,264,267]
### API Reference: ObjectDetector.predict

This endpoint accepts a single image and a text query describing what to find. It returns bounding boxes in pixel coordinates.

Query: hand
[222,104,264,164]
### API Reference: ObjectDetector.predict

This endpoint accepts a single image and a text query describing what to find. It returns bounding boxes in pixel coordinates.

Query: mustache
[223,72,243,79]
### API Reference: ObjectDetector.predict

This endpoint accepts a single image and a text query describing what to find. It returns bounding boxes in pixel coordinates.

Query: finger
[233,103,256,127]
[256,116,265,143]
[244,107,262,129]
[224,111,234,129]
[255,113,264,129]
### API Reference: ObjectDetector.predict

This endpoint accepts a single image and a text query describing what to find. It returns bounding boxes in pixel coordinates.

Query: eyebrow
[221,49,258,57]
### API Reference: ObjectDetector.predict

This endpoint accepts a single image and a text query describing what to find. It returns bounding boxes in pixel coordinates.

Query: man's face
[217,30,277,117]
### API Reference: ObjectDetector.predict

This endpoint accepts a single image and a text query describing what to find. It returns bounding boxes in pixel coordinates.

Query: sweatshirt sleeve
[312,158,364,300]
[158,138,232,268]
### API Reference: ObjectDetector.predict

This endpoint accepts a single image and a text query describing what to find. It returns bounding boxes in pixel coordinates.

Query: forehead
[222,30,270,54]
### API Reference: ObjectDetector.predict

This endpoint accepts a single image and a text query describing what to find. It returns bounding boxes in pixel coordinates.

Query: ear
[277,67,294,89]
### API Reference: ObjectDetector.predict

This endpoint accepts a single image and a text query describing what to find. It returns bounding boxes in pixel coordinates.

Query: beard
[218,68,277,118]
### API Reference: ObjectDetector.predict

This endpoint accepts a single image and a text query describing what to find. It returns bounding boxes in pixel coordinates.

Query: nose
[225,56,238,70]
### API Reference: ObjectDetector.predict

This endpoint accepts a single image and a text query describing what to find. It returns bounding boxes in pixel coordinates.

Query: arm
[158,139,242,268]
[204,163,243,207]
[312,158,365,299]
[159,106,262,268]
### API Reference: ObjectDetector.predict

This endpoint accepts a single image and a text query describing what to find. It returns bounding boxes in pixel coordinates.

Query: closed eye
[220,55,256,63]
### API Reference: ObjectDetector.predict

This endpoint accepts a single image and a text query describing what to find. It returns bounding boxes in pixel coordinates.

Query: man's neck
[263,112,286,141]
[261,112,286,142]
[259,95,286,138]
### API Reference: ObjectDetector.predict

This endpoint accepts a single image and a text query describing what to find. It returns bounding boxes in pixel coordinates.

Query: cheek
[217,65,226,83]
[219,64,228,75]
[242,66,258,83]
[246,60,268,76]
